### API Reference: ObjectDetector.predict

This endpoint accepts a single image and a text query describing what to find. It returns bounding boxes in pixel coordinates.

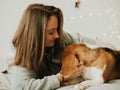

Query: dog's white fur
[74,65,106,90]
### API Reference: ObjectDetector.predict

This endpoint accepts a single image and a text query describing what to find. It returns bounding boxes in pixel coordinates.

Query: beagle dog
[61,43,120,90]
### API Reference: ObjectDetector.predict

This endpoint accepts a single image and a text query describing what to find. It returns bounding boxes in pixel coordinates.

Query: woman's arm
[11,66,60,90]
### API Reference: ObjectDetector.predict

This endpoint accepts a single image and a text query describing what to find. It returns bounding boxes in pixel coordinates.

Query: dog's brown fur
[61,43,120,83]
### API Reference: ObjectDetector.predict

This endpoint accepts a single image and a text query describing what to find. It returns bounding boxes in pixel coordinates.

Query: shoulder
[63,32,76,46]
[63,32,85,46]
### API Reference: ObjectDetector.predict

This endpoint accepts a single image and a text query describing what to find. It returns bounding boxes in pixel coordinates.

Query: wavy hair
[12,3,64,72]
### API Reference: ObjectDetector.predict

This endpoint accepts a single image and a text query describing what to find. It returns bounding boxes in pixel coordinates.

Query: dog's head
[61,43,89,75]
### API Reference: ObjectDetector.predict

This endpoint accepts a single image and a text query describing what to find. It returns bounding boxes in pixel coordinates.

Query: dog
[61,43,120,90]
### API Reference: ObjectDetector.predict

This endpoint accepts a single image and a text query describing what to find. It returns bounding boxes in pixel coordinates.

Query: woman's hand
[57,64,84,86]
[63,64,84,81]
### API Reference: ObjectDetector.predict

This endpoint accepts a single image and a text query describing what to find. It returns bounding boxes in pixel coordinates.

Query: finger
[63,81,72,86]
[78,65,84,71]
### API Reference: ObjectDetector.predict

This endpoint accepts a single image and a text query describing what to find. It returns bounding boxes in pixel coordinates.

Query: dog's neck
[82,49,98,66]
[68,76,85,85]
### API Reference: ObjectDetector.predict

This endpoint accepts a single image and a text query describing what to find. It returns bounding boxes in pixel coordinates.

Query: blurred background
[0,0,120,69]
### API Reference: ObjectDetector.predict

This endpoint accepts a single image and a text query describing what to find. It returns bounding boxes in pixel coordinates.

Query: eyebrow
[47,27,57,31]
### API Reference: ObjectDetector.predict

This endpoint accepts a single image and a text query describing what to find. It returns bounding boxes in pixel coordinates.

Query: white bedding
[57,80,120,90]
[0,73,10,90]
[0,64,12,90]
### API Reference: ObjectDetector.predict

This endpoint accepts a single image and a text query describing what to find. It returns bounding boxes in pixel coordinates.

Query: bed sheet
[0,72,11,90]
[56,80,120,90]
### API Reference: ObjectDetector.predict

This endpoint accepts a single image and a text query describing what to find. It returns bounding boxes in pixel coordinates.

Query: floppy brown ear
[61,47,82,75]
[61,52,80,75]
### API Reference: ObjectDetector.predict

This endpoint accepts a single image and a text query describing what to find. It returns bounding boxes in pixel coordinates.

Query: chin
[47,44,54,47]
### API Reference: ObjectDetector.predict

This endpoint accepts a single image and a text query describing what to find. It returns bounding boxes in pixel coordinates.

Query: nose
[55,31,59,38]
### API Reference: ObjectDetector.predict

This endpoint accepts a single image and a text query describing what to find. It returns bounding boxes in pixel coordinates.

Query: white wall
[0,0,120,68]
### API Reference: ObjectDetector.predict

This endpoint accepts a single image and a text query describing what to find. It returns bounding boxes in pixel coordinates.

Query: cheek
[45,35,53,42]
[45,35,55,47]
[45,36,50,45]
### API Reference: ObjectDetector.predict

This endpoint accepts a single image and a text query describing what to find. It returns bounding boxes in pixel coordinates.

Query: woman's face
[45,16,59,47]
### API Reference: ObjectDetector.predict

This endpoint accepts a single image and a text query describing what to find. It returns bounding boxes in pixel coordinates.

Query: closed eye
[48,28,57,35]
[49,31,54,35]
[75,54,81,68]
[75,53,84,68]
[75,54,80,63]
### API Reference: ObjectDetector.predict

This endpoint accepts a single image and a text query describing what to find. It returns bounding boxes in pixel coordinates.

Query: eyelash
[49,31,54,35]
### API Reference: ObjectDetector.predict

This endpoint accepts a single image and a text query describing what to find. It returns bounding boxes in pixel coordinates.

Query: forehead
[46,16,58,30]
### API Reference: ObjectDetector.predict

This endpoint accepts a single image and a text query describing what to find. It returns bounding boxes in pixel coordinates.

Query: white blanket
[57,80,120,90]
[0,73,11,90]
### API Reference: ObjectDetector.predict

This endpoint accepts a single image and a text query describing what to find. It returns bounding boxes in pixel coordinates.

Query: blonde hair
[12,3,64,72]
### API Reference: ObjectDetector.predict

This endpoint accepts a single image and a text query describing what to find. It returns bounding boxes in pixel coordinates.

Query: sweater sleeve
[11,66,60,90]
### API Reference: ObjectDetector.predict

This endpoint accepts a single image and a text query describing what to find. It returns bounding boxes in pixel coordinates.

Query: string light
[79,15,84,19]
[88,13,93,17]
[98,12,102,16]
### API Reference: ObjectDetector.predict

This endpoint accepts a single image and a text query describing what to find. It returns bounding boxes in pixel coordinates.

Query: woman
[11,3,115,90]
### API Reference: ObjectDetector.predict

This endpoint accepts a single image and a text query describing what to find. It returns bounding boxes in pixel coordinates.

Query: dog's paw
[73,84,85,90]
